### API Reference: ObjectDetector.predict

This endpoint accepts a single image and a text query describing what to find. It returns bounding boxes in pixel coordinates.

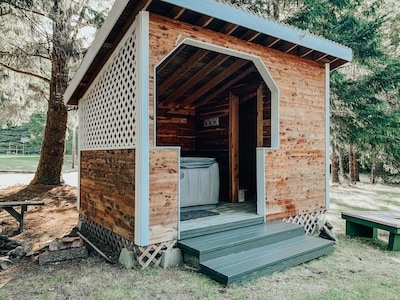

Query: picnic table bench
[0,201,44,232]
[341,211,400,251]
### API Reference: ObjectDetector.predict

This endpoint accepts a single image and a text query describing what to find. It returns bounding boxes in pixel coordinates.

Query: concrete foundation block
[160,248,183,268]
[118,248,136,269]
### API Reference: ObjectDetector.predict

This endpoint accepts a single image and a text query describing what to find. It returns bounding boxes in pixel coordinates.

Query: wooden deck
[180,202,263,239]
[178,221,334,285]
[341,211,400,251]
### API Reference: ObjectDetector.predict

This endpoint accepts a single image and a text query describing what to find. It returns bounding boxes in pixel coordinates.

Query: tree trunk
[272,1,279,20]
[330,146,340,184]
[349,145,358,184]
[354,152,360,182]
[31,3,69,185]
[371,160,376,184]
[338,152,348,180]
[370,152,378,184]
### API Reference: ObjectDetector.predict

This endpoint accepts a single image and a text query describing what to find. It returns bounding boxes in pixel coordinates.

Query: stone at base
[160,248,183,269]
[118,248,136,269]
[0,257,12,270]
[8,246,25,259]
[38,246,88,265]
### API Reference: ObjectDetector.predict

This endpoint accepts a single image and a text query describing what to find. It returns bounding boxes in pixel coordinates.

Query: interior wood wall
[80,149,135,241]
[156,107,196,151]
[149,13,327,227]
[196,99,229,150]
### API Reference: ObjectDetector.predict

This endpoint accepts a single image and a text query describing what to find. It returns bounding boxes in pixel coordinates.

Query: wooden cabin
[64,0,352,276]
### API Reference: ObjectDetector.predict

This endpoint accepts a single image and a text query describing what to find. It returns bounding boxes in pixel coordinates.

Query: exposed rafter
[157,48,208,95]
[170,6,185,19]
[196,15,214,27]
[180,59,249,108]
[160,53,230,106]
[195,66,255,107]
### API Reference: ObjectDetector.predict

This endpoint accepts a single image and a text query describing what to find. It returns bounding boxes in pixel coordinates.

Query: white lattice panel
[79,29,137,150]
[283,210,326,235]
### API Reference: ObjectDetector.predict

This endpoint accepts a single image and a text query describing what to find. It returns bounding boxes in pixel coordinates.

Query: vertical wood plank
[257,84,264,147]
[229,92,239,203]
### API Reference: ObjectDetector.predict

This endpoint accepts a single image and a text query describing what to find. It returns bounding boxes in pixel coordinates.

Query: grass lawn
[0,155,75,172]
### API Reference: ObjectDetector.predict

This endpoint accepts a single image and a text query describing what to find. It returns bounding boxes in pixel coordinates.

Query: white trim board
[134,11,150,246]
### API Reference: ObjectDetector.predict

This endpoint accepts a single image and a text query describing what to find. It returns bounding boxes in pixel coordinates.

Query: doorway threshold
[180,202,263,239]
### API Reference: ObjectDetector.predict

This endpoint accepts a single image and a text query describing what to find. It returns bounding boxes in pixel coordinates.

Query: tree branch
[0,61,50,83]
[6,1,47,18]
[0,49,49,61]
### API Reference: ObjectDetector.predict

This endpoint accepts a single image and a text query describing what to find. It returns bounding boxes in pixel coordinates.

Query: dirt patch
[0,184,78,286]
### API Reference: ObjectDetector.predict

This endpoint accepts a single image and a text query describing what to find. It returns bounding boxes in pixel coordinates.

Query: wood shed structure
[64,0,352,281]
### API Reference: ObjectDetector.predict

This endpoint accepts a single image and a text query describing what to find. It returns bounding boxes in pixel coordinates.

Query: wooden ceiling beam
[157,45,186,73]
[239,91,257,104]
[196,15,214,27]
[195,66,255,107]
[241,30,261,42]
[221,23,239,35]
[196,65,254,107]
[265,38,280,48]
[285,44,298,53]
[230,81,263,96]
[157,48,209,95]
[170,7,186,19]
[182,59,249,108]
[300,48,314,58]
[315,53,328,62]
[161,54,230,106]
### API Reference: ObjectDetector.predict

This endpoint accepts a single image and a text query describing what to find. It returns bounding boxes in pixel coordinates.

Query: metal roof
[65,0,352,105]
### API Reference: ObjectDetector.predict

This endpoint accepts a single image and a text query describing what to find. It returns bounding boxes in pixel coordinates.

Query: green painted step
[180,216,264,240]
[201,235,334,285]
[178,221,305,262]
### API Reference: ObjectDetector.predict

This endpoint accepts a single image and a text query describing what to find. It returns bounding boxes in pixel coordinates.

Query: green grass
[0,154,75,172]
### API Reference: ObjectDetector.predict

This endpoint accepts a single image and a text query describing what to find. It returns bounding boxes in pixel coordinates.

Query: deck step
[178,222,334,285]
[201,235,334,285]
[180,216,264,240]
[178,221,305,262]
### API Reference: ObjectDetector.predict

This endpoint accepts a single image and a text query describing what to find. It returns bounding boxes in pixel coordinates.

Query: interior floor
[180,201,259,233]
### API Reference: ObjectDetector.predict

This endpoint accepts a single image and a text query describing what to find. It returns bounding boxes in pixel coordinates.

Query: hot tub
[180,157,220,208]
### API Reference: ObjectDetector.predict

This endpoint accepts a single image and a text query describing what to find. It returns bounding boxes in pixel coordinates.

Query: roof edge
[65,0,353,105]
[162,0,352,62]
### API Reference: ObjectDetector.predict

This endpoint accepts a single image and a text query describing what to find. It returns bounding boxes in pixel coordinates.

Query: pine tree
[0,1,111,184]
[286,0,400,184]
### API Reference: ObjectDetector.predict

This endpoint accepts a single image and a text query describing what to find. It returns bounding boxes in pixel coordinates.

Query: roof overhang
[64,0,352,105]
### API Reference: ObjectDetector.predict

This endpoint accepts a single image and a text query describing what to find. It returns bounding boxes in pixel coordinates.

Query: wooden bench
[0,201,44,232]
[341,211,400,251]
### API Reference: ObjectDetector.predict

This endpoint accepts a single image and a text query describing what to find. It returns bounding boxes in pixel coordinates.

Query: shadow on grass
[340,234,391,252]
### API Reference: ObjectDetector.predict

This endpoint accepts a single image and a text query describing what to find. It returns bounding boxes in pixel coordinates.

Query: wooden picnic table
[0,201,44,232]
[341,211,400,251]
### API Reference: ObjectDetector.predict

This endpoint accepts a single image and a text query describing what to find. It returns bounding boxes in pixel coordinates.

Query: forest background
[0,0,399,185]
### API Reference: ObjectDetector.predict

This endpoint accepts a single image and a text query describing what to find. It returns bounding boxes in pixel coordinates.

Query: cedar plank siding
[148,13,326,236]
[80,149,135,240]
[149,148,179,243]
